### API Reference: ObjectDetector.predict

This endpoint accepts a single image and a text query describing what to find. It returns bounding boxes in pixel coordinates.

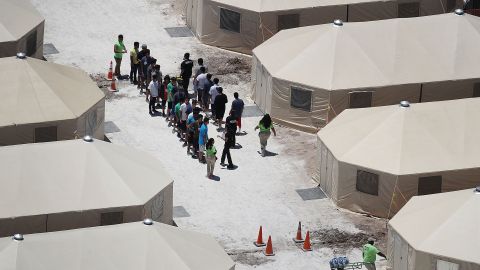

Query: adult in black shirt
[180,52,194,92]
[213,87,228,129]
[221,111,237,169]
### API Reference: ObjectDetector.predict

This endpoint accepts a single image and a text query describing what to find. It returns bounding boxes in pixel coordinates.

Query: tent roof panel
[254,13,480,91]
[0,139,173,219]
[318,98,480,175]
[0,0,44,42]
[389,189,480,264]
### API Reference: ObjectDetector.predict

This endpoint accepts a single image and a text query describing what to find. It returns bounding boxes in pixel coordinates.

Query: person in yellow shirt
[129,42,139,85]
[254,114,277,157]
[113,34,127,77]
[362,238,387,270]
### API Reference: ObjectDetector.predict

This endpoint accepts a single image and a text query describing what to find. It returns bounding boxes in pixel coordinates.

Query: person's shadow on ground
[150,111,162,117]
[232,143,242,149]
[236,131,248,136]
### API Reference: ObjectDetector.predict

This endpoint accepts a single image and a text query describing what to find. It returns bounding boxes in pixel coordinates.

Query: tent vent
[13,234,24,241]
[16,52,26,59]
[400,101,410,108]
[83,135,93,142]
[333,19,343,27]
[454,9,464,15]
[143,218,154,225]
[475,186,480,194]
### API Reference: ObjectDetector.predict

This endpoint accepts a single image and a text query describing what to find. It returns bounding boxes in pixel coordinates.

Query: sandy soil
[31,0,388,268]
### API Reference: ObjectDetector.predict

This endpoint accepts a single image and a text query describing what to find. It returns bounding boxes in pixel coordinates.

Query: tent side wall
[314,138,340,200]
[387,225,417,270]
[13,20,44,59]
[347,1,398,22]
[420,79,480,102]
[197,1,259,54]
[143,182,174,225]
[0,119,78,146]
[75,98,106,140]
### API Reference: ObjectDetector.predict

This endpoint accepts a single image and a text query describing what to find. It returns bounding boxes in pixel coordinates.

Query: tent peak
[475,186,480,194]
[454,8,465,15]
[399,101,410,108]
[143,218,154,226]
[333,19,343,27]
[83,135,94,142]
[16,52,26,59]
[13,234,24,241]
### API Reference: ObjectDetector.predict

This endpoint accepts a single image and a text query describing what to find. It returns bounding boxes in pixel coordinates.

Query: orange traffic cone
[302,231,312,252]
[263,236,275,256]
[293,221,304,243]
[254,226,266,247]
[109,78,118,92]
[107,61,113,81]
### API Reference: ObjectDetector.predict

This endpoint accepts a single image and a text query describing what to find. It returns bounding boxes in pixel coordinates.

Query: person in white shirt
[209,78,220,120]
[179,98,190,142]
[148,74,160,115]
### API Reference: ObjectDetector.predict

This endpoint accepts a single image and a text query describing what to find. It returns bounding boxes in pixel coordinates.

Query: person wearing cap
[113,34,127,77]
[362,238,386,270]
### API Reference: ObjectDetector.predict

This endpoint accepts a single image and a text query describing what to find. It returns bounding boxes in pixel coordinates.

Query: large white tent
[186,0,460,54]
[253,12,480,132]
[0,221,236,270]
[0,139,174,237]
[314,98,480,218]
[0,56,105,145]
[388,188,480,270]
[0,0,44,58]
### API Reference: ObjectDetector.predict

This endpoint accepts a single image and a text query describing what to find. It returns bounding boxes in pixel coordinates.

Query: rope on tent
[328,104,338,117]
[386,176,409,219]
[258,14,276,42]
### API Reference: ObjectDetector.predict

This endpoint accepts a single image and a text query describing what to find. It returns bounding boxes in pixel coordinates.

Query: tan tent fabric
[387,189,480,270]
[0,0,44,58]
[0,139,174,237]
[186,0,460,54]
[315,98,480,218]
[0,56,105,145]
[252,12,480,132]
[0,221,235,270]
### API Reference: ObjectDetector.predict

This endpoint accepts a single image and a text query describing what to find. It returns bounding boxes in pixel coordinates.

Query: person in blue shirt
[198,117,209,163]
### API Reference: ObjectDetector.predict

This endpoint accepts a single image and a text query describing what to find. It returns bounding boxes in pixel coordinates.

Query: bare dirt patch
[228,250,272,266]
[90,73,129,100]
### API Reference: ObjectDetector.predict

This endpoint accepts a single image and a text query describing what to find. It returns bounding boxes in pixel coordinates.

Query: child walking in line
[205,138,217,179]
[254,114,277,157]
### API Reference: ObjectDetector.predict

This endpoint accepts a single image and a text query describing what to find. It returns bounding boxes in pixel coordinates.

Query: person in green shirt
[254,114,277,157]
[113,34,127,77]
[205,138,217,179]
[362,238,387,270]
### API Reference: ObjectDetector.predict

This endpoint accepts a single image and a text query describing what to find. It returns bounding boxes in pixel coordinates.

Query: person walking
[198,117,209,163]
[148,75,160,115]
[231,92,245,133]
[180,53,194,92]
[205,138,217,179]
[113,34,127,77]
[362,238,387,270]
[213,87,228,129]
[220,111,236,169]
[254,114,277,157]
[209,78,220,118]
[130,42,140,85]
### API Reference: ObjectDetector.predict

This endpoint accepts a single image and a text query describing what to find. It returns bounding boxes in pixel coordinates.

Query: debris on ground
[90,73,129,100]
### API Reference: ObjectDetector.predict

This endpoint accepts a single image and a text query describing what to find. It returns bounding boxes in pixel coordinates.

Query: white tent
[388,188,480,270]
[0,56,105,145]
[0,221,236,270]
[0,139,174,237]
[0,0,44,58]
[186,0,460,54]
[253,12,480,132]
[315,98,480,218]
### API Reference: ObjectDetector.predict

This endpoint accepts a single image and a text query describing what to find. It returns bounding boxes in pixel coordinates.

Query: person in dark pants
[113,34,127,77]
[148,75,160,114]
[180,52,194,92]
[220,111,237,169]
[130,42,139,84]
[213,87,228,129]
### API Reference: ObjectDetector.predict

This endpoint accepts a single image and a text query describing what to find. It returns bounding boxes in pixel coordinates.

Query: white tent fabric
[0,139,174,237]
[315,98,480,218]
[0,0,44,58]
[0,56,105,145]
[186,0,460,54]
[252,12,480,132]
[388,189,480,270]
[0,221,235,270]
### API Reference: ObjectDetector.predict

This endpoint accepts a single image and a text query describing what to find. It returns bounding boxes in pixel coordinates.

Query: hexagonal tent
[0,139,174,237]
[0,221,235,270]
[0,0,44,58]
[0,56,105,146]
[186,0,460,54]
[387,188,480,270]
[252,12,480,132]
[314,98,480,218]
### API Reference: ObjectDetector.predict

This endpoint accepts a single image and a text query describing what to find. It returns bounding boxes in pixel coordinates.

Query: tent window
[349,91,372,108]
[34,126,57,143]
[473,82,480,97]
[277,14,300,31]
[220,8,241,33]
[418,176,442,195]
[26,30,38,56]
[437,260,459,270]
[100,211,124,226]
[398,2,420,18]
[356,170,379,196]
[290,86,312,112]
